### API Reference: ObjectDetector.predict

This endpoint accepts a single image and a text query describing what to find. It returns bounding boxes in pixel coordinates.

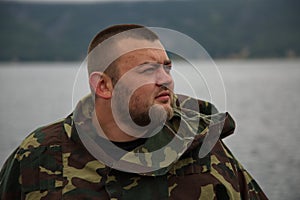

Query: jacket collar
[64,93,236,175]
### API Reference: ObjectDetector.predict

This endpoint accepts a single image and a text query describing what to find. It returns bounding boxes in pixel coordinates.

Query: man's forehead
[116,46,169,66]
[116,38,165,53]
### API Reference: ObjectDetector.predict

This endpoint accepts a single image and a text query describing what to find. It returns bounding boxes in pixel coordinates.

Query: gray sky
[7,0,186,3]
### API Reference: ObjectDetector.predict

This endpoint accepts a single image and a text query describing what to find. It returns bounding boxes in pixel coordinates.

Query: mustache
[156,85,174,95]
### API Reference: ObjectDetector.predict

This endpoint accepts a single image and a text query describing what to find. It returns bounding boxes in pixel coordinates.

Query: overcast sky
[6,0,188,3]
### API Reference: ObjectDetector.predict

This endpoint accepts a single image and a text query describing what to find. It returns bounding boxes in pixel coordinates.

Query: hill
[0,0,299,61]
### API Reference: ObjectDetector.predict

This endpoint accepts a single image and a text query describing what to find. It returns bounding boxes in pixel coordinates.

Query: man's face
[113,39,174,127]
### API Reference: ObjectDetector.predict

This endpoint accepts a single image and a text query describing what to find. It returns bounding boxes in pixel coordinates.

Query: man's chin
[130,104,173,127]
[157,103,174,120]
[166,107,174,120]
[154,96,174,118]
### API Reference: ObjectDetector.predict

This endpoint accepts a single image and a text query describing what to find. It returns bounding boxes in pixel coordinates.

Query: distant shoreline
[1,0,299,61]
[0,57,300,67]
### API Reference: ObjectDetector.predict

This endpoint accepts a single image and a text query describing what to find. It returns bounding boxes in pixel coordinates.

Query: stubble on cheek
[128,95,152,126]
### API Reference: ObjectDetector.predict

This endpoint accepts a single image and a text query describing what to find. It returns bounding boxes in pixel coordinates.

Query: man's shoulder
[18,117,70,152]
[176,94,219,115]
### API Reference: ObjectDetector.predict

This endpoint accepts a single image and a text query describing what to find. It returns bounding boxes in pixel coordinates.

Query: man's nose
[155,66,173,87]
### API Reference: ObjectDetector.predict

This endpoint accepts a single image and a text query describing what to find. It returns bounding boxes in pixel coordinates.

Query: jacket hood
[72,94,236,176]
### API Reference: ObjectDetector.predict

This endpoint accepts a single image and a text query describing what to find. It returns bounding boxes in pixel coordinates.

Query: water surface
[0,59,299,199]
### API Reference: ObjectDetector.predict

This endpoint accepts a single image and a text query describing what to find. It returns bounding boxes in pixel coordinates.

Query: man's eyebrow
[138,60,172,67]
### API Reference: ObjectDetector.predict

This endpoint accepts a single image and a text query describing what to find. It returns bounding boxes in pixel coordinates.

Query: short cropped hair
[87,24,159,79]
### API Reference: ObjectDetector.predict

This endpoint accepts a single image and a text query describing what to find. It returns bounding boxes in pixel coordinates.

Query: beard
[129,95,173,127]
[112,85,174,137]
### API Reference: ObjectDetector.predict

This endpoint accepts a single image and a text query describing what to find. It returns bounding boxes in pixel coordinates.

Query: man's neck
[91,109,138,142]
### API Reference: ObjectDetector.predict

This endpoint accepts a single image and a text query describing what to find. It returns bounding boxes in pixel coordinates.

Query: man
[0,24,268,199]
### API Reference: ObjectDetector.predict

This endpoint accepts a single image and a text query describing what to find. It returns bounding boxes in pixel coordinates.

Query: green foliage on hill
[0,0,299,61]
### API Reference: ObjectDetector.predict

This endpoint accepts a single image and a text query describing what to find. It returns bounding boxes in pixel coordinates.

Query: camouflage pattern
[0,94,268,199]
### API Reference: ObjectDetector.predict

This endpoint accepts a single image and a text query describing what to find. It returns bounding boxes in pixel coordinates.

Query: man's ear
[89,72,113,99]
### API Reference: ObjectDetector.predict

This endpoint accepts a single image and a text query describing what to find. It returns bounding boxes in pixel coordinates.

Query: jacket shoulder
[176,94,219,115]
[19,118,66,152]
[0,118,68,199]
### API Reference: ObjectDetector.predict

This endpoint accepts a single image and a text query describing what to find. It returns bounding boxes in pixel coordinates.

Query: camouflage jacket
[0,94,268,200]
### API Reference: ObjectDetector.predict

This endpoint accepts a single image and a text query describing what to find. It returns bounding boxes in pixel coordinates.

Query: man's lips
[155,91,170,102]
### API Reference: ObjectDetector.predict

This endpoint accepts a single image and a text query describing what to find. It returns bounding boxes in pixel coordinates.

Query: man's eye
[142,67,156,74]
